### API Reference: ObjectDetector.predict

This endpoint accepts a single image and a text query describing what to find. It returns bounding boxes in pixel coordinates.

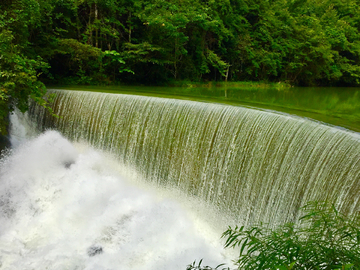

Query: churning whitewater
[0,113,230,269]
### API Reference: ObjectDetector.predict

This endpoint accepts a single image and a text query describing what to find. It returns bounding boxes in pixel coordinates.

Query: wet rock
[63,161,75,169]
[87,245,103,257]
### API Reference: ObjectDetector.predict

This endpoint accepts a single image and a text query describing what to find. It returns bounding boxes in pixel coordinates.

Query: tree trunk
[75,4,81,41]
[95,3,98,48]
[225,66,230,98]
[174,36,178,79]
[88,4,93,46]
[225,65,230,82]
[128,11,132,43]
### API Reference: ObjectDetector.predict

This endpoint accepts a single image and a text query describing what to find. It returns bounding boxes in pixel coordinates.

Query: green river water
[53,85,360,133]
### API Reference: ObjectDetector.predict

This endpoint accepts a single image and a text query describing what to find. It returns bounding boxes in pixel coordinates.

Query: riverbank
[49,80,291,89]
[163,80,292,90]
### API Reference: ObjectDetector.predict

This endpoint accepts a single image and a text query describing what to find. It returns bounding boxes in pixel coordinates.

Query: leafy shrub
[189,201,360,270]
[222,201,360,270]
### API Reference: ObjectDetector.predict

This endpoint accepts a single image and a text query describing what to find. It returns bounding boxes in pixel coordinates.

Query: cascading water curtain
[29,90,360,227]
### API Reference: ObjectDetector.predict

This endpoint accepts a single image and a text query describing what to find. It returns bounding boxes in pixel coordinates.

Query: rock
[87,245,103,257]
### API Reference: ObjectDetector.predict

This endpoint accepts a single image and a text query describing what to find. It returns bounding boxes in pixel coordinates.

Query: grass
[165,80,292,89]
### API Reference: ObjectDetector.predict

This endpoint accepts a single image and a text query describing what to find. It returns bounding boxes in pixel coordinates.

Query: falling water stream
[0,107,232,269]
[0,89,359,269]
[30,90,360,224]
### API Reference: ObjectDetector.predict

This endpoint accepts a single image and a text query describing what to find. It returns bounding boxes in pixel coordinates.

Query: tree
[0,0,49,134]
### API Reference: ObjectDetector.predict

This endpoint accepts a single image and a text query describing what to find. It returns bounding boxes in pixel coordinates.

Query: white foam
[0,130,231,269]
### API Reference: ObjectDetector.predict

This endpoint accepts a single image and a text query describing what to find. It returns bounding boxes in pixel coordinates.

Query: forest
[1,0,360,132]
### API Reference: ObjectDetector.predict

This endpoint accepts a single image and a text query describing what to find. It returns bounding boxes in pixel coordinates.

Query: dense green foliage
[36,0,360,86]
[3,0,360,87]
[1,0,360,132]
[188,201,360,270]
[0,0,55,133]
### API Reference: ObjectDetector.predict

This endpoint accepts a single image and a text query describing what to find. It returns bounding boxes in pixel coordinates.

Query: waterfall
[29,90,360,226]
[0,110,232,269]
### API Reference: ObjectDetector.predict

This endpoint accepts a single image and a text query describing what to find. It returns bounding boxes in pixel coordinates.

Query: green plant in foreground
[189,201,360,270]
